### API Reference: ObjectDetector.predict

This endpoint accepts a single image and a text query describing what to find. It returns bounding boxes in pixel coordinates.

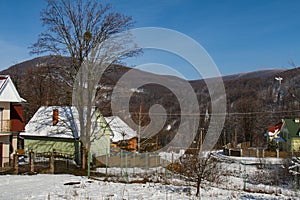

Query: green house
[280,118,300,152]
[21,106,111,163]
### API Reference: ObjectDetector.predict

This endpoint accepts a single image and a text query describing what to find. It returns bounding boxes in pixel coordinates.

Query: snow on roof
[22,106,79,139]
[268,121,283,138]
[0,75,26,103]
[0,79,6,90]
[104,116,137,143]
[22,105,135,142]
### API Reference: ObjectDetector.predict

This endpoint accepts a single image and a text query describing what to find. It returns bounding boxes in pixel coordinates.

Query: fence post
[49,151,54,174]
[29,150,35,173]
[105,148,108,177]
[155,154,158,174]
[243,161,247,191]
[171,152,174,180]
[164,154,168,181]
[146,152,149,170]
[120,149,123,176]
[133,152,135,175]
[125,153,128,182]
[13,153,18,174]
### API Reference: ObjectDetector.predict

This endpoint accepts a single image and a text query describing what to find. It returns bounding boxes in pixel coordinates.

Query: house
[267,121,283,141]
[0,75,26,167]
[105,116,137,152]
[21,106,111,163]
[22,105,137,164]
[280,118,300,152]
[267,118,300,152]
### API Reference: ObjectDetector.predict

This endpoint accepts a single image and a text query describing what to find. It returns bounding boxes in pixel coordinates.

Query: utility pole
[198,128,203,151]
[223,128,226,146]
[276,142,279,158]
[138,105,142,152]
[234,128,237,148]
[243,161,247,191]
[200,128,203,150]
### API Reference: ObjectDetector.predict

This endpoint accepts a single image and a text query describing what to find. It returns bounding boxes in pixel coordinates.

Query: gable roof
[22,106,115,139]
[0,75,26,103]
[22,106,135,143]
[22,106,79,139]
[105,116,137,143]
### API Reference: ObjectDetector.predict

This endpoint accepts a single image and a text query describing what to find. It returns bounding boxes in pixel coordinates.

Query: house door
[0,143,3,167]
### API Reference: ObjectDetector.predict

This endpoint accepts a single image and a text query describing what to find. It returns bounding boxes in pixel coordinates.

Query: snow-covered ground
[0,173,298,200]
[0,174,193,200]
[0,152,299,199]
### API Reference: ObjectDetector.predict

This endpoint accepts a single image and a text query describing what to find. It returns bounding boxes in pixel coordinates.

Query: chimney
[53,109,59,125]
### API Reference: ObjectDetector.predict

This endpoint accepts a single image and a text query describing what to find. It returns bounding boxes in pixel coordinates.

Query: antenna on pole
[275,76,284,104]
[275,77,283,85]
[204,108,209,123]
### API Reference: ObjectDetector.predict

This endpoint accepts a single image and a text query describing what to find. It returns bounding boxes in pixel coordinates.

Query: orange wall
[127,137,137,151]
[111,137,137,152]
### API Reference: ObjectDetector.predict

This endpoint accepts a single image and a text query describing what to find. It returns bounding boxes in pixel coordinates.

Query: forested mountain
[1,55,299,149]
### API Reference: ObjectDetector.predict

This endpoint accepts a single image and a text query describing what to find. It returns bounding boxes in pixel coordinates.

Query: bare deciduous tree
[72,28,137,169]
[30,0,134,84]
[179,152,221,197]
[235,96,259,146]
[30,0,136,169]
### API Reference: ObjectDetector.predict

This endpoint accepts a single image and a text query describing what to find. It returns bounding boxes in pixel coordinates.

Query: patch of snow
[159,149,185,162]
[213,151,284,165]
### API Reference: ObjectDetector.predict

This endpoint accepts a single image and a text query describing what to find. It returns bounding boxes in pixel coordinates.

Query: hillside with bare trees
[1,55,299,149]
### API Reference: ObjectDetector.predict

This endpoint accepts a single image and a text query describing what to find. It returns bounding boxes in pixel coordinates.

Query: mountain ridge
[1,55,286,82]
[1,55,300,149]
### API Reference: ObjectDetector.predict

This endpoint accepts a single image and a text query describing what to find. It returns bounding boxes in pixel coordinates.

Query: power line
[111,109,300,116]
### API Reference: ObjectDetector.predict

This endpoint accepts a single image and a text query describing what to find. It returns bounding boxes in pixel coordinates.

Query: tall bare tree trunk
[81,145,88,169]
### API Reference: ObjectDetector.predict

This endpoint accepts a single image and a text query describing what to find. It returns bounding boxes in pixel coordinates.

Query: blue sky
[1,0,300,79]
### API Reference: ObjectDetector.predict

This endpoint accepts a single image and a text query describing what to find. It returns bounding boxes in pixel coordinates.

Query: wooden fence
[223,146,300,158]
[13,150,77,174]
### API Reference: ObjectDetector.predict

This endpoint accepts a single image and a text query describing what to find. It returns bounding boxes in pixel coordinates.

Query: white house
[0,75,26,167]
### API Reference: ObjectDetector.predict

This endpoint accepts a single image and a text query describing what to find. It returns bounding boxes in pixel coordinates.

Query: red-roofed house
[267,121,283,140]
[0,75,26,167]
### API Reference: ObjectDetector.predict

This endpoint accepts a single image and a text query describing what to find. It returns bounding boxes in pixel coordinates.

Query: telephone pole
[138,104,142,152]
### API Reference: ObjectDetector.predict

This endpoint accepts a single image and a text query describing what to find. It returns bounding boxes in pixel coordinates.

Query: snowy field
[0,174,298,200]
[0,153,299,199]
